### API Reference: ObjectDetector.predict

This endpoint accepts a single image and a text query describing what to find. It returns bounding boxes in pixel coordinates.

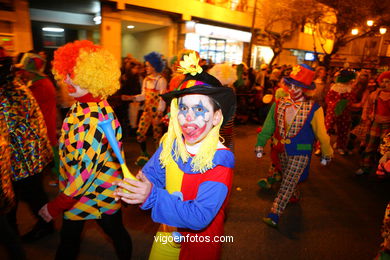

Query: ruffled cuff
[47,193,77,219]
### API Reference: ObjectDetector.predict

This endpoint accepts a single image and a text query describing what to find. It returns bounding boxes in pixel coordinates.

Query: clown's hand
[121,95,134,101]
[255,146,264,158]
[38,204,53,223]
[320,155,332,166]
[114,171,152,204]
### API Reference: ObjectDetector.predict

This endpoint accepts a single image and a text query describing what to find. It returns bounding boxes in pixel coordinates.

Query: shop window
[42,29,65,49]
[200,36,226,64]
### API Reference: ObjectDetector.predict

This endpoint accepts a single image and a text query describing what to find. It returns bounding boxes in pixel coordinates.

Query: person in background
[256,64,269,89]
[122,60,143,135]
[1,54,54,243]
[311,66,328,155]
[374,132,390,259]
[356,71,390,175]
[17,52,59,186]
[350,77,379,153]
[324,69,356,155]
[122,52,167,166]
[109,58,138,137]
[17,53,57,148]
[0,56,27,260]
[347,69,370,153]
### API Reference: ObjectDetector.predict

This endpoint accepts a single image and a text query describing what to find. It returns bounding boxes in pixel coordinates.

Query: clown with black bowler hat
[255,64,333,228]
[114,52,236,259]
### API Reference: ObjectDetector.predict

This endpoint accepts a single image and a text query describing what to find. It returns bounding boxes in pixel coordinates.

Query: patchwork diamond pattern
[59,100,123,220]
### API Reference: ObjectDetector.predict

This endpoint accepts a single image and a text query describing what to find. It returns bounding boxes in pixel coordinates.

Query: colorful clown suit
[325,82,356,153]
[59,100,124,220]
[113,51,236,259]
[135,75,167,144]
[43,40,132,259]
[256,97,333,217]
[141,143,234,260]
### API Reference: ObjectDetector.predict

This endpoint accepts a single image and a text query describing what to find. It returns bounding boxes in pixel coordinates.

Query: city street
[1,124,389,260]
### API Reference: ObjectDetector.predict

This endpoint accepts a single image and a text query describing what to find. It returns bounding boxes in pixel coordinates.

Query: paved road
[1,124,389,260]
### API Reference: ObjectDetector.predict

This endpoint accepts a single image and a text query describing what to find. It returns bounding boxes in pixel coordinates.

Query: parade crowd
[0,42,389,260]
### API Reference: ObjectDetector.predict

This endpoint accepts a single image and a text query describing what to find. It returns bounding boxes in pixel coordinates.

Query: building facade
[1,0,388,69]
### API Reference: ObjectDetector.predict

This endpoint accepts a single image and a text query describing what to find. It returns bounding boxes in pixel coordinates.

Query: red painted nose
[185,110,194,121]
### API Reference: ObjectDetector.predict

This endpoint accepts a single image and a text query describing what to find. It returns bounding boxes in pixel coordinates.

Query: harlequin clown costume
[38,40,132,259]
[133,52,167,166]
[255,64,333,228]
[325,70,356,155]
[117,52,236,260]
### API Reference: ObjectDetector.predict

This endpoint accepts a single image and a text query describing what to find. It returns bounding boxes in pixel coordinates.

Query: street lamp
[379,27,387,35]
[367,20,374,27]
[351,28,359,35]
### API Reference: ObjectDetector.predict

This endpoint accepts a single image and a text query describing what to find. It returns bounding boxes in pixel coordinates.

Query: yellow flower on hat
[177,52,203,76]
[290,65,301,76]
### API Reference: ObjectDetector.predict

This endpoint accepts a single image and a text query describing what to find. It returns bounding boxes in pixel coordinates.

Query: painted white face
[64,74,89,98]
[177,94,220,145]
[145,61,156,75]
[287,83,303,101]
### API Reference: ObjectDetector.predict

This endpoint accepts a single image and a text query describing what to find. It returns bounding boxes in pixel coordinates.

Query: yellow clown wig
[52,40,120,99]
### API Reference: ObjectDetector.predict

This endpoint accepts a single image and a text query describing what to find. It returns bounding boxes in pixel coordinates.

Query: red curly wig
[52,40,100,80]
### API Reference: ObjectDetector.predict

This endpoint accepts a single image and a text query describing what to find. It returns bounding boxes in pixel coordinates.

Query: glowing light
[257,46,274,64]
[42,27,64,32]
[351,28,359,35]
[93,15,101,25]
[366,20,374,27]
[127,25,135,29]
[379,27,387,35]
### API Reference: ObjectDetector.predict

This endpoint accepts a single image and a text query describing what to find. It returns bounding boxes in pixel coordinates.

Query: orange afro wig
[52,40,120,99]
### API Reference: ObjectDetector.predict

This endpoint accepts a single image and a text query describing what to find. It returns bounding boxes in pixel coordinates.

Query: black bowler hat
[161,71,236,126]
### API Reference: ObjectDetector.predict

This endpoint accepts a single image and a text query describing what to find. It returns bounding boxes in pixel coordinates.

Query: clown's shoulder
[214,142,235,169]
